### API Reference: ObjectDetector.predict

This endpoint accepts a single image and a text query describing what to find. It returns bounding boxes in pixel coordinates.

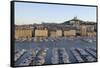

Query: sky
[15,2,97,25]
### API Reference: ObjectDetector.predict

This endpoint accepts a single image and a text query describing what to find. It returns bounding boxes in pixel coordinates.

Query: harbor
[14,37,97,66]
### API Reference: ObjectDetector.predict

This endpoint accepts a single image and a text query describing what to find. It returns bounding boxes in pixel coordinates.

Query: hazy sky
[15,2,96,25]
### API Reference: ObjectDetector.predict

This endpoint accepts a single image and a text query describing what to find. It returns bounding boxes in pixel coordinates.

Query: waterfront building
[87,32,96,37]
[87,25,95,32]
[80,25,87,36]
[49,30,56,38]
[64,30,76,37]
[35,29,48,37]
[56,30,62,37]
[15,27,33,40]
